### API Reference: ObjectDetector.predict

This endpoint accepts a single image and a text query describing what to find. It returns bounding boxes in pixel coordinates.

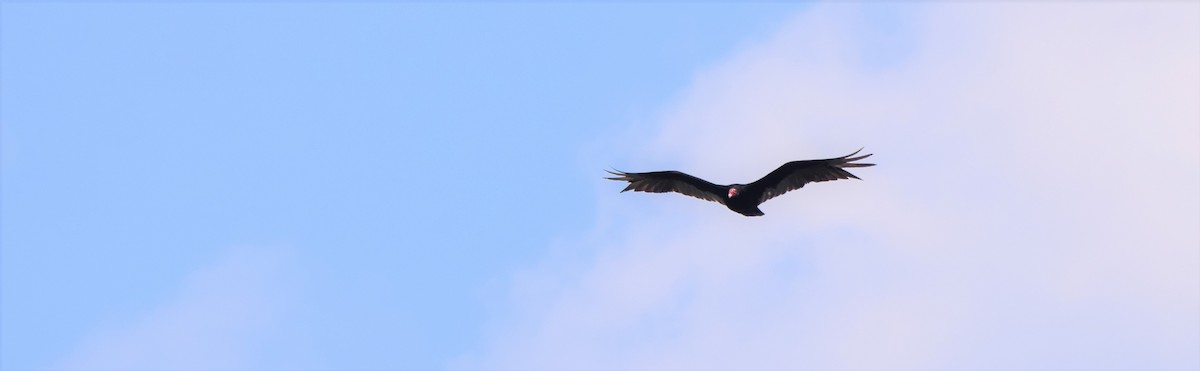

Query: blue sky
[1,3,804,370]
[4,2,1199,371]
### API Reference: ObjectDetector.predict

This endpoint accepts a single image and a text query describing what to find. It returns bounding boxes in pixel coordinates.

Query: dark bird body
[606,149,875,216]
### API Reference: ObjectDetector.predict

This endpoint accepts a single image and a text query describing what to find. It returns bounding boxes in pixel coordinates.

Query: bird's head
[728,185,742,199]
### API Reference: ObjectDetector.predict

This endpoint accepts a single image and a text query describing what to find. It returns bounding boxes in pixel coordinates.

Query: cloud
[466,3,1199,370]
[55,247,300,371]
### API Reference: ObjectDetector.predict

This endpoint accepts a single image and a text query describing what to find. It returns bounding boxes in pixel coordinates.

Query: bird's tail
[738,208,765,217]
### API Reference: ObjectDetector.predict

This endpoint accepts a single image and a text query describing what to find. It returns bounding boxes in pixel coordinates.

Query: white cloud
[467,3,1199,370]
[56,247,299,371]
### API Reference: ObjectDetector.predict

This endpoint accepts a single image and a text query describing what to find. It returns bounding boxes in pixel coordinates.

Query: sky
[1,2,1198,371]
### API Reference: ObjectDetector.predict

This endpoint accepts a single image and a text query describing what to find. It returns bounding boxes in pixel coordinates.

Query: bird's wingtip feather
[605,169,633,180]
[840,151,873,166]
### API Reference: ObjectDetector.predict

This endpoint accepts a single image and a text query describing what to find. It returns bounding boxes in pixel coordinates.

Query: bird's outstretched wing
[746,148,875,204]
[605,170,727,205]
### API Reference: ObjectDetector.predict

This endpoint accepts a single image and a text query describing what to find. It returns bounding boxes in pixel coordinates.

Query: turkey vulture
[606,148,875,216]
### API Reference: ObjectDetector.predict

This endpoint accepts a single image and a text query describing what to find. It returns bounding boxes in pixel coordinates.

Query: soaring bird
[605,149,875,217]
